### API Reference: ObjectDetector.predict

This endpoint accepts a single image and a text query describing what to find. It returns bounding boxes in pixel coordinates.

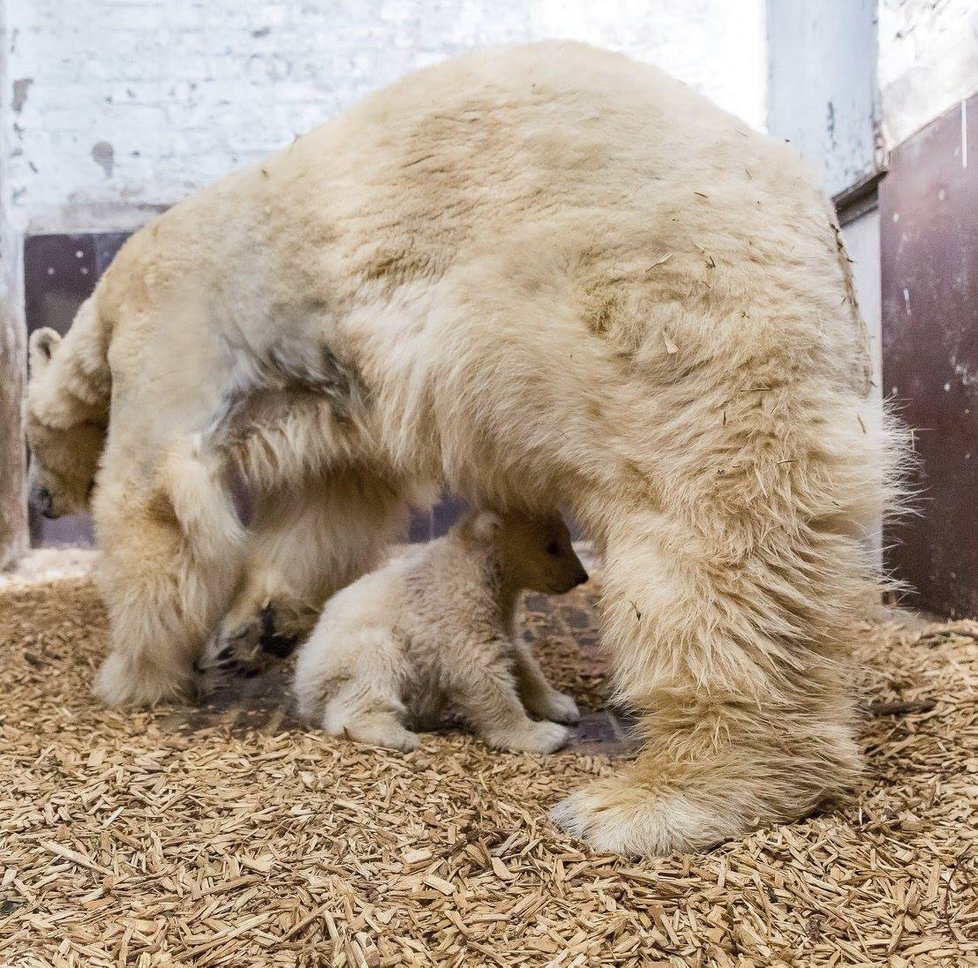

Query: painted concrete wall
[4,0,766,237]
[879,0,978,149]
[766,0,880,198]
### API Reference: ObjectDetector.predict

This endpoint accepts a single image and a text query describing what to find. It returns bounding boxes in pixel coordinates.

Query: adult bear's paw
[196,602,299,692]
[95,652,192,707]
[550,775,735,855]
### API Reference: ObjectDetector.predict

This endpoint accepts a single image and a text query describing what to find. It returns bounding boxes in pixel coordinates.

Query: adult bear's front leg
[91,437,246,706]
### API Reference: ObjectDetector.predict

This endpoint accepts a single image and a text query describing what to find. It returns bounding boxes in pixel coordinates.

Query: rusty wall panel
[881,94,978,617]
[24,232,129,336]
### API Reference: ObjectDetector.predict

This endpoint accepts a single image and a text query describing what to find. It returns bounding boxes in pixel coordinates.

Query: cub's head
[26,327,104,518]
[468,510,589,595]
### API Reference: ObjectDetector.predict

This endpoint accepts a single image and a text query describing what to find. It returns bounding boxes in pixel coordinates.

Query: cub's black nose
[574,570,589,587]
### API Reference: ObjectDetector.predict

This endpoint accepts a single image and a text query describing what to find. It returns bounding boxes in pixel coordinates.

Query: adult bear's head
[26,327,106,518]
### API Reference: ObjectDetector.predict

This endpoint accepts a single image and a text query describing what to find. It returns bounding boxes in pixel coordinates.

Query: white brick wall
[3,0,765,235]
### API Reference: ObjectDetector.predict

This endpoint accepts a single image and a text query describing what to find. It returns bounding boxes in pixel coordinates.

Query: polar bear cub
[293,511,589,753]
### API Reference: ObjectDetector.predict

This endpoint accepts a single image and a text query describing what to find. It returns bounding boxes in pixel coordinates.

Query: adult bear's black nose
[33,485,55,518]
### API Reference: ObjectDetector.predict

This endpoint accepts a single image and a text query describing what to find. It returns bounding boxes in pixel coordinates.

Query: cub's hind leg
[293,623,420,752]
[324,691,420,752]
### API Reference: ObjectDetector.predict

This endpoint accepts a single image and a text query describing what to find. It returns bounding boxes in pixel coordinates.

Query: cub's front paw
[492,720,572,754]
[537,690,581,725]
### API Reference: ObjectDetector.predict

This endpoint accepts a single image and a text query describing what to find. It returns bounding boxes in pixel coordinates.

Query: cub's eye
[545,541,561,556]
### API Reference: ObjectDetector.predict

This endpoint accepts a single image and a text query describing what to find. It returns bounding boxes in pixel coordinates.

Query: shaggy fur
[23,41,905,853]
[293,511,587,752]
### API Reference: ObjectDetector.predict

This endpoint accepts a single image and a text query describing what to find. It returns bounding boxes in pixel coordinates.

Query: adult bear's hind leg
[198,473,410,687]
[551,369,897,853]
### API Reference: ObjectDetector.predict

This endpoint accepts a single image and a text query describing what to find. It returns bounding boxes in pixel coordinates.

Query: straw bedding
[0,574,976,966]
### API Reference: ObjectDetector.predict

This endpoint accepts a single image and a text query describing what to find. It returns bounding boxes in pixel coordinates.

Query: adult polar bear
[28,42,900,853]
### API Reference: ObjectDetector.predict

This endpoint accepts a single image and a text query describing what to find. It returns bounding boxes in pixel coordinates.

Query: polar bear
[23,41,905,854]
[293,510,586,753]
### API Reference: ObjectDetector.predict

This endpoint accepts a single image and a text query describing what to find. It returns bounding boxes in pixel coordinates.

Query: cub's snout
[552,566,589,595]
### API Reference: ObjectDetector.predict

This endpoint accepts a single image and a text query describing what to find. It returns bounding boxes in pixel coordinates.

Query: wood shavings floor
[0,575,976,967]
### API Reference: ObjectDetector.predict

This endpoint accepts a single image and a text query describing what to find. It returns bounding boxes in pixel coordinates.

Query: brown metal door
[882,94,978,617]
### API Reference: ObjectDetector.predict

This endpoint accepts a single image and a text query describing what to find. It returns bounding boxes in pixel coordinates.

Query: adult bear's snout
[30,484,55,518]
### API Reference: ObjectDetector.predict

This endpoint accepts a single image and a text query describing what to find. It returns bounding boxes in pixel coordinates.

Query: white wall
[766,0,880,198]
[4,0,766,237]
[879,0,978,148]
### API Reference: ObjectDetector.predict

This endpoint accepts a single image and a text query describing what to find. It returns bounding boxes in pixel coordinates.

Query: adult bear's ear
[29,328,61,372]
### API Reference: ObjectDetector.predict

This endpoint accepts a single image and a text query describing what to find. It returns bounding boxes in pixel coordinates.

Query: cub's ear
[29,328,62,372]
